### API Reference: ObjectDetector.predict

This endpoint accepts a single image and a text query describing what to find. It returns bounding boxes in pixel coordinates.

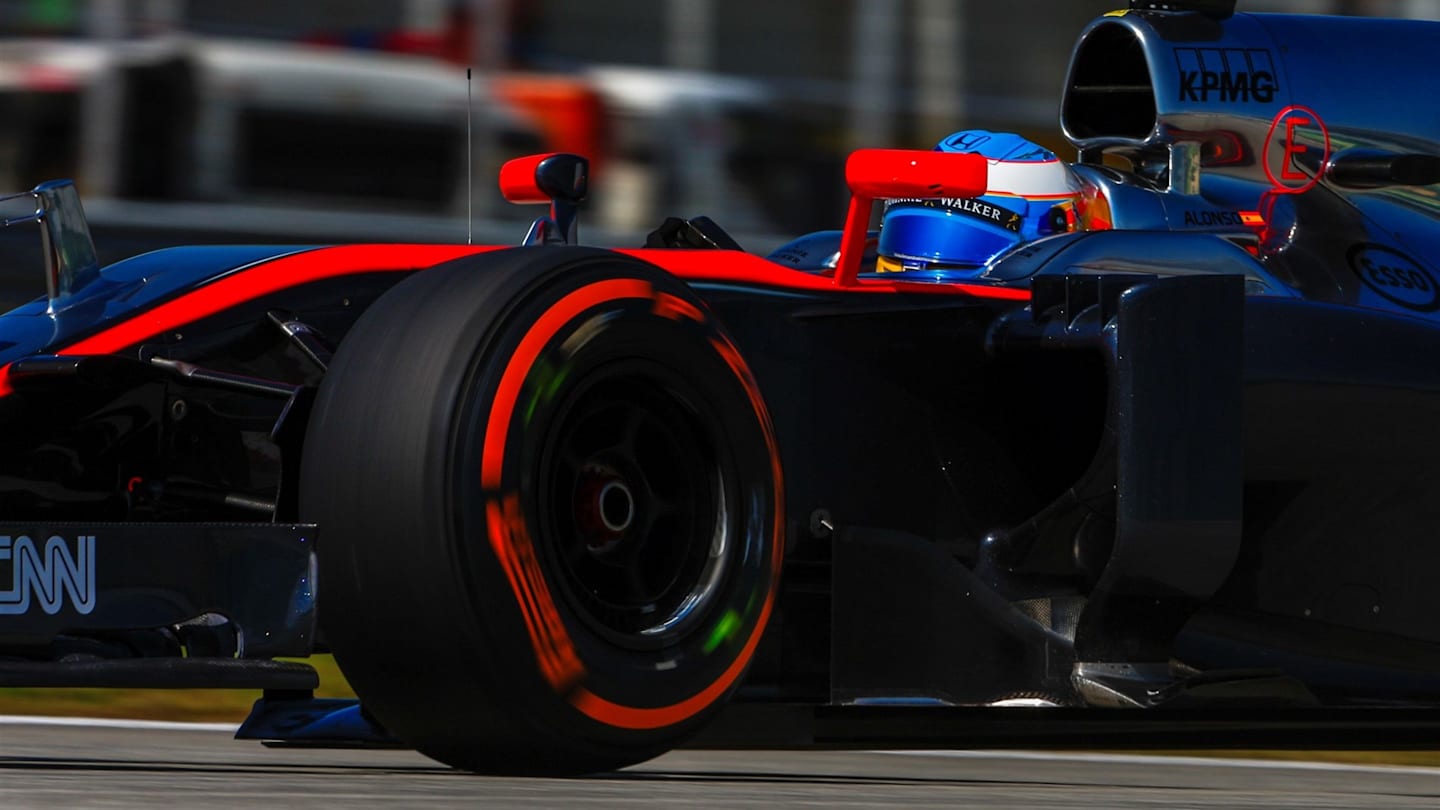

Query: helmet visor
[877,202,1021,269]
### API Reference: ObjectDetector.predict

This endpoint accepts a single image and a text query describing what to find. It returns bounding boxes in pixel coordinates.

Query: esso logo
[1349,243,1440,312]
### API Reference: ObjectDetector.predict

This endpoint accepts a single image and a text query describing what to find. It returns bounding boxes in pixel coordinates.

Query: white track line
[0,714,238,733]
[4,714,1438,778]
[883,749,1440,777]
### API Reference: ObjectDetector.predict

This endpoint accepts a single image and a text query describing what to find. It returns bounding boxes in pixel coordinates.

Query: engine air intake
[1061,23,1157,143]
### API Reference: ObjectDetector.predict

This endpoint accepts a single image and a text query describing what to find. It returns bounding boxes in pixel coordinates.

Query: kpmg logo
[0,534,96,615]
[1175,48,1278,104]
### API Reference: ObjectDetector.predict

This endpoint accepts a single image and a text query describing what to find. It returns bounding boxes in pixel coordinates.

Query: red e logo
[1264,105,1329,194]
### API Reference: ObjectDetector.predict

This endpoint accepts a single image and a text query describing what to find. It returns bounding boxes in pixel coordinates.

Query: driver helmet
[876,130,1080,280]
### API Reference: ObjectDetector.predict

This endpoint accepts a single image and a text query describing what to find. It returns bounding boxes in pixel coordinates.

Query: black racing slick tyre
[300,247,782,774]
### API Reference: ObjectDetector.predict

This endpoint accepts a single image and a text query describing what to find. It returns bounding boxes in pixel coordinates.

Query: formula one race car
[5,0,1440,774]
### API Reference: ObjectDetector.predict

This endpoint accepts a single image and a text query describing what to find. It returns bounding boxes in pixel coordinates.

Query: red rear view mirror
[499,152,589,205]
[844,149,987,200]
[834,149,988,286]
[498,153,590,245]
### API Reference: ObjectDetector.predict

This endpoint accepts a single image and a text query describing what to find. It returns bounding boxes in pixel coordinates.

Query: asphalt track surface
[3,716,1440,808]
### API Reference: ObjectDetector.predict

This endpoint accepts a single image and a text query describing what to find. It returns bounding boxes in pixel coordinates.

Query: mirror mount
[498,153,590,245]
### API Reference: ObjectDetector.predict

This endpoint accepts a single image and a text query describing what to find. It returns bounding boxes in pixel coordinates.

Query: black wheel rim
[537,365,732,650]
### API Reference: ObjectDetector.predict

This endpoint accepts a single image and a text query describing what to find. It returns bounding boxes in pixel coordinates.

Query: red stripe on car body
[0,243,1027,400]
[61,244,499,356]
[617,248,1032,301]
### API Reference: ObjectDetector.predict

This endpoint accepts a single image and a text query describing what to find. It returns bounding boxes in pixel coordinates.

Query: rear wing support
[0,180,100,311]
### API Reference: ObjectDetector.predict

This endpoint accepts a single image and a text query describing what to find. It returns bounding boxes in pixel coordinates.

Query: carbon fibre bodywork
[5,1,1440,764]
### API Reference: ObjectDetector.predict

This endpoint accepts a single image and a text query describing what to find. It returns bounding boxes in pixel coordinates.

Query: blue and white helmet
[876,130,1080,280]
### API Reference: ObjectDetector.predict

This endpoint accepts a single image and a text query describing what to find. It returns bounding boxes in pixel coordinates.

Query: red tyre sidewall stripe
[486,492,587,693]
[567,583,772,729]
[480,278,651,489]
[572,331,783,730]
[480,276,783,731]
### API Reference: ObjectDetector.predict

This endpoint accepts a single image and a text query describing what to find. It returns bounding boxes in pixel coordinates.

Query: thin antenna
[467,67,473,245]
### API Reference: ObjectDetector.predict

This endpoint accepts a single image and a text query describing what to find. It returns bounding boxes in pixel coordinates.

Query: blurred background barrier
[0,0,1433,304]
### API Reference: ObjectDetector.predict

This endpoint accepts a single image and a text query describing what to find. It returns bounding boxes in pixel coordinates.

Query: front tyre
[301,248,782,774]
